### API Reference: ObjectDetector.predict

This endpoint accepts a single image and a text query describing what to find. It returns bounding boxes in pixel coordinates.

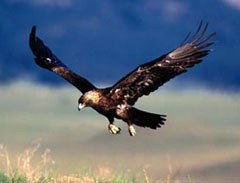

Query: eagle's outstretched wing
[109,22,216,105]
[29,26,96,93]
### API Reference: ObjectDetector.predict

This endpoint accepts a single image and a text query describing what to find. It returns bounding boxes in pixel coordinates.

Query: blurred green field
[0,81,240,183]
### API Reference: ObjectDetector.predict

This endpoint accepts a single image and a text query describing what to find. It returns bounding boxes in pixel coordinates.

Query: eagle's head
[78,90,101,111]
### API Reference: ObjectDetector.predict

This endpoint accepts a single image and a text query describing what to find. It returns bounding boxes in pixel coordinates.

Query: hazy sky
[0,0,240,90]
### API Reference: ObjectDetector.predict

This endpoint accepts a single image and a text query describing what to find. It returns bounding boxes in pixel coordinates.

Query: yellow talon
[108,124,121,134]
[129,125,136,136]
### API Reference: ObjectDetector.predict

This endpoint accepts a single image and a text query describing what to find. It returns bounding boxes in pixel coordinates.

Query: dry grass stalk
[0,144,12,175]
[0,142,55,182]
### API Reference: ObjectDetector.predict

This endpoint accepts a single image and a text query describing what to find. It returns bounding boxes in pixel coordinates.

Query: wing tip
[32,25,36,32]
[183,21,216,46]
[29,25,37,49]
[30,25,37,38]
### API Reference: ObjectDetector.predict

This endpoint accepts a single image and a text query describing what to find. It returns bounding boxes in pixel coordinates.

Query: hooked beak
[78,103,86,111]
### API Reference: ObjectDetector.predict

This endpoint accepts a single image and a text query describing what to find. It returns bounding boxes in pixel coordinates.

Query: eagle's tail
[129,107,166,129]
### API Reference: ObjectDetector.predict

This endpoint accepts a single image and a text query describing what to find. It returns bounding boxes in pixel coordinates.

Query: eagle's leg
[128,122,136,136]
[108,118,121,135]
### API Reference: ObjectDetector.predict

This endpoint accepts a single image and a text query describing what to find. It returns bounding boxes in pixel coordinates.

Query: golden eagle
[29,22,215,136]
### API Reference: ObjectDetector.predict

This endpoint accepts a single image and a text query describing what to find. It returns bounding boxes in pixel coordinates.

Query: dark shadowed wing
[109,22,216,105]
[29,26,96,93]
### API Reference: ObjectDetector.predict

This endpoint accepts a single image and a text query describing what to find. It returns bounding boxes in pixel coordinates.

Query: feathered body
[29,22,215,136]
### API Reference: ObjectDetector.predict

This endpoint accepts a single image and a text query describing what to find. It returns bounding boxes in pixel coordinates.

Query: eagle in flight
[29,22,215,136]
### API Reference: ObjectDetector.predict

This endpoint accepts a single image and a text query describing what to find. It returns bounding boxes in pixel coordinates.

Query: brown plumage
[29,22,215,136]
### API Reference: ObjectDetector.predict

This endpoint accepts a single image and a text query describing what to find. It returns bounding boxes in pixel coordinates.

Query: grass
[1,81,240,183]
[0,144,195,183]
[0,143,53,183]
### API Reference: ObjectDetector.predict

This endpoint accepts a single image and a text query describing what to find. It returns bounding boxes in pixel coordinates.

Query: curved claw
[108,124,121,135]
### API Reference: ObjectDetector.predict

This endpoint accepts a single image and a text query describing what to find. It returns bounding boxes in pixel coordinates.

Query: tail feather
[129,107,166,129]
